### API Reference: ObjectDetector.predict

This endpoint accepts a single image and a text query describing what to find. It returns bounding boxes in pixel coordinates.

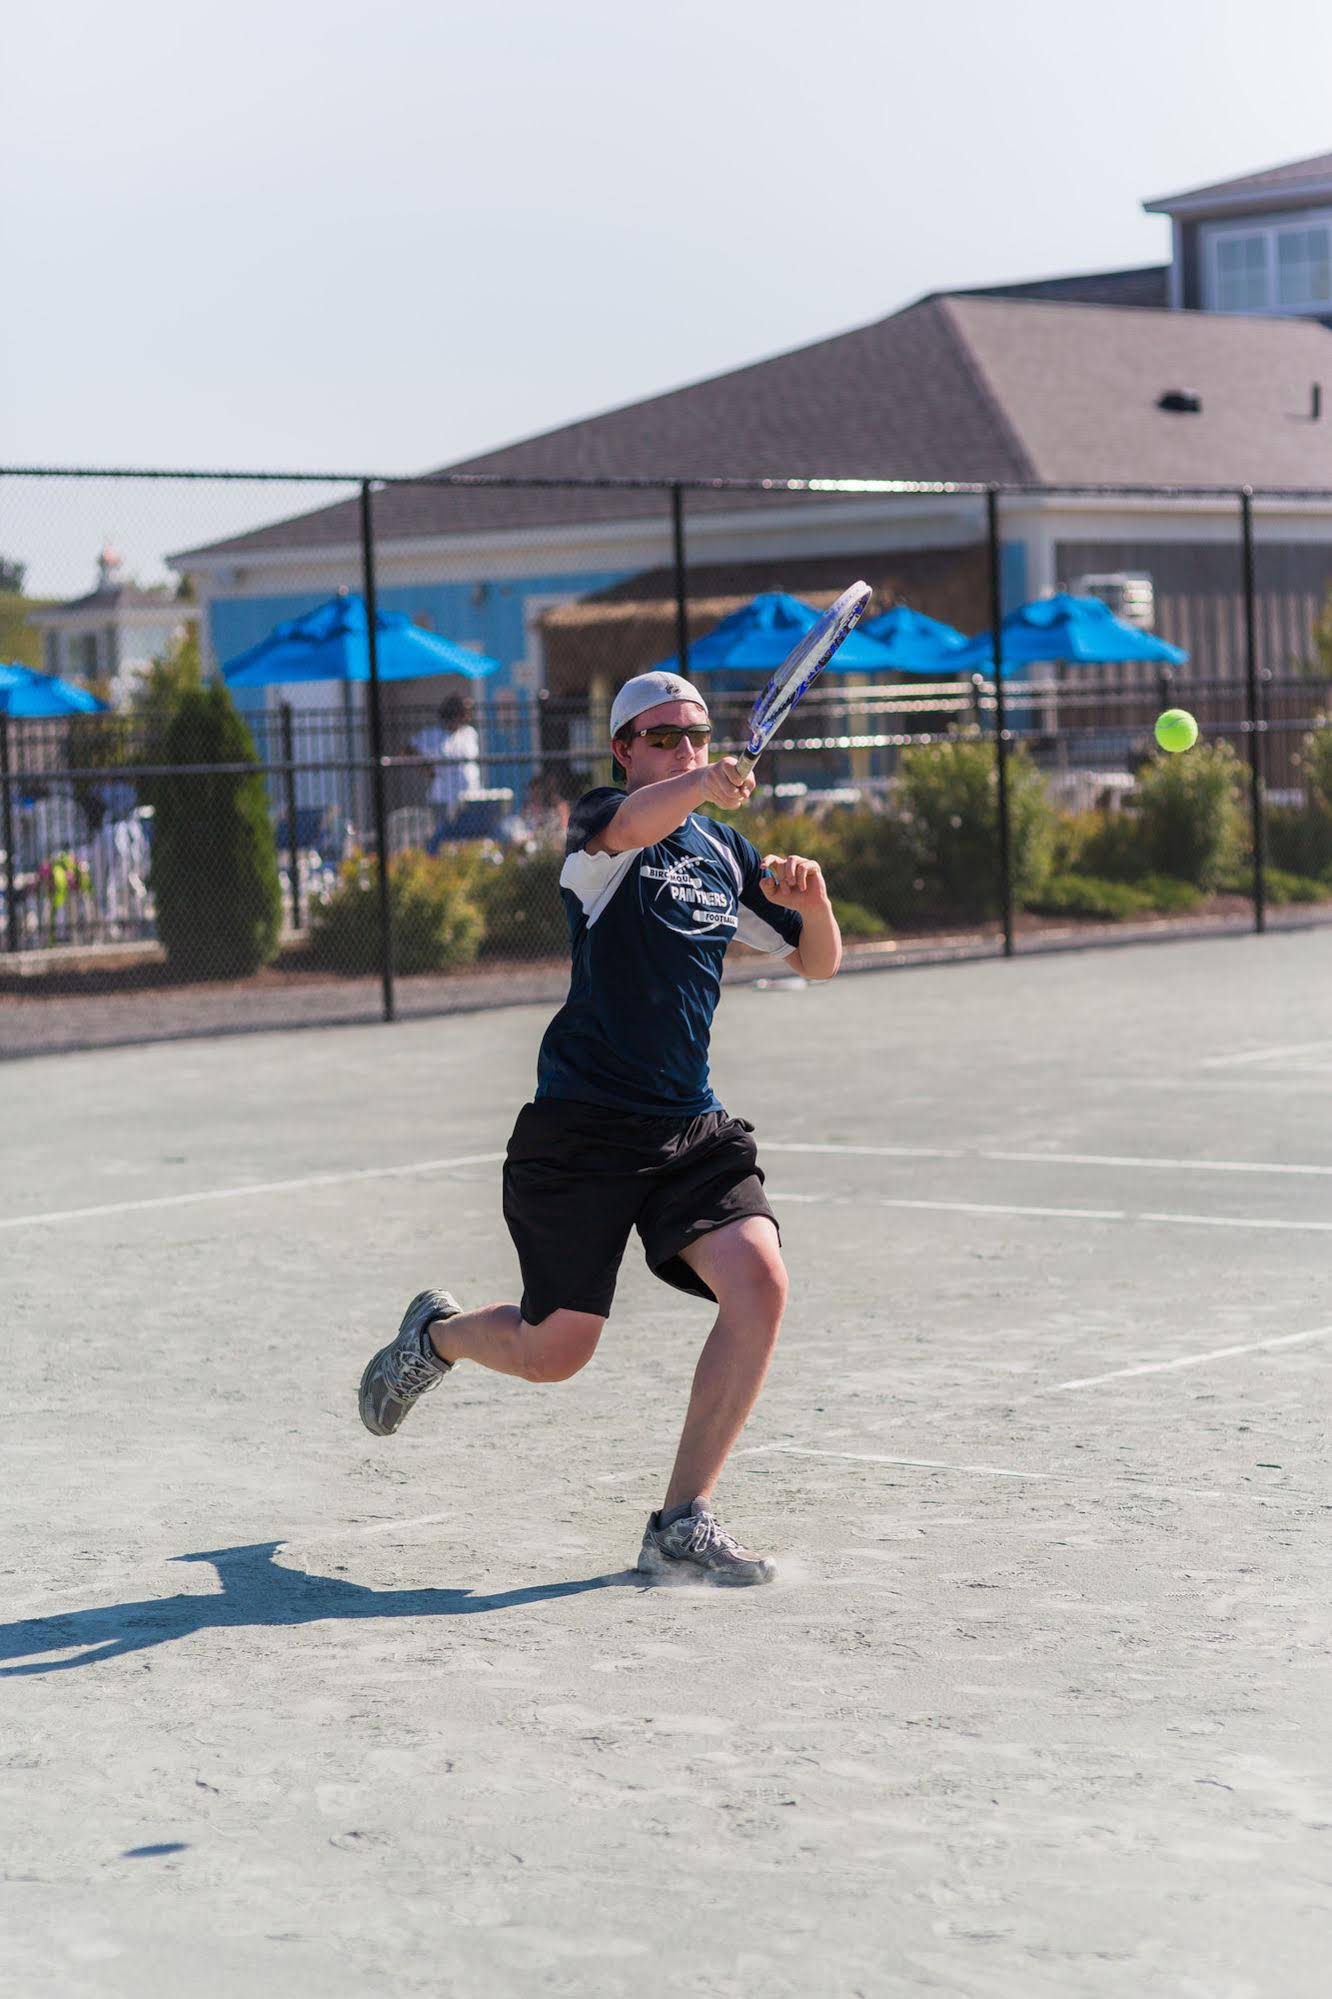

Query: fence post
[280,701,301,934]
[986,488,1015,957]
[1239,488,1267,935]
[1,715,17,955]
[359,479,396,1020]
[671,484,689,674]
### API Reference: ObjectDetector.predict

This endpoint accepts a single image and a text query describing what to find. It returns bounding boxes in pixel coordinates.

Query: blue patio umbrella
[951,593,1189,677]
[860,605,970,674]
[0,662,107,718]
[222,592,502,688]
[653,590,898,676]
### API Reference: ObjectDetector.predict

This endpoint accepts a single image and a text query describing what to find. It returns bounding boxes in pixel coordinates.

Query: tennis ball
[1154,708,1198,754]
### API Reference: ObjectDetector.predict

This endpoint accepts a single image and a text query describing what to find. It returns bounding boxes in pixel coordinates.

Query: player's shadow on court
[0,1541,636,1677]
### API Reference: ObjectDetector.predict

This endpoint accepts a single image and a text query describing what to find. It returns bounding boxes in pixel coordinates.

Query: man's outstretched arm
[587,760,755,854]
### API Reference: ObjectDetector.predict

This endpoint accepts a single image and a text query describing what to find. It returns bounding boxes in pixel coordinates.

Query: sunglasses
[627,724,713,750]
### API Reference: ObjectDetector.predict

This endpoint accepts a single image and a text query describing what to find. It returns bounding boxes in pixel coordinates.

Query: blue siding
[208,569,630,688]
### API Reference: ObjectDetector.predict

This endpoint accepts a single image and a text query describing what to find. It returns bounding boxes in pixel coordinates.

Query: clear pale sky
[6,0,1331,595]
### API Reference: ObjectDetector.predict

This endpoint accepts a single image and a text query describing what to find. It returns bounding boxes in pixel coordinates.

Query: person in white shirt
[412,694,481,851]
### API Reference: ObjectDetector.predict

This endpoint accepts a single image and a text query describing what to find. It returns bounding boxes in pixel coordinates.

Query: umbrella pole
[359,480,396,1021]
[1,715,17,955]
[986,490,1015,957]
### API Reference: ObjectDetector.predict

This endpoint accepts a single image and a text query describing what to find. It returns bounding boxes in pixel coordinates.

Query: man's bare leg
[429,1304,604,1384]
[661,1216,788,1511]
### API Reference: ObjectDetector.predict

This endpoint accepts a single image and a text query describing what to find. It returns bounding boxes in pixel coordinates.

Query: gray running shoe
[636,1499,776,1586]
[359,1289,460,1437]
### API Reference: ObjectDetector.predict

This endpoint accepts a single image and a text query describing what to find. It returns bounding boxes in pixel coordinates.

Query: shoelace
[385,1341,443,1398]
[687,1512,745,1560]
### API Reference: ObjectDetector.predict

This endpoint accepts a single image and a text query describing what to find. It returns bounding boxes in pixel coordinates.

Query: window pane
[1276,225,1332,305]
[1215,234,1268,310]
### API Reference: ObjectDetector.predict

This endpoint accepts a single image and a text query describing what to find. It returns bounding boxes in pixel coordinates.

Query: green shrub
[149,682,283,978]
[474,848,570,958]
[1297,715,1332,817]
[1267,868,1330,904]
[705,802,928,927]
[822,810,927,925]
[897,737,1054,913]
[830,897,887,939]
[1023,873,1153,920]
[310,848,483,974]
[1265,803,1332,881]
[701,805,843,874]
[1134,745,1246,889]
[1137,874,1205,913]
[1055,808,1152,883]
[1236,866,1330,905]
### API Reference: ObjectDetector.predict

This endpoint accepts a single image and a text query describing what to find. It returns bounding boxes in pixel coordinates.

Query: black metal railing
[3,464,1331,1051]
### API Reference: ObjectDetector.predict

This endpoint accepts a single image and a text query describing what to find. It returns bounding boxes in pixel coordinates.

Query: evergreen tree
[150,680,283,978]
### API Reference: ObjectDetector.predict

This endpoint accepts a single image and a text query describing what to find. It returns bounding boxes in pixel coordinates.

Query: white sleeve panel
[734,905,799,955]
[560,845,639,925]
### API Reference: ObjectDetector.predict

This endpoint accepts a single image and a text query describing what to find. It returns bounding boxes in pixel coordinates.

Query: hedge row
[716,733,1332,934]
[308,729,1332,971]
[309,847,569,974]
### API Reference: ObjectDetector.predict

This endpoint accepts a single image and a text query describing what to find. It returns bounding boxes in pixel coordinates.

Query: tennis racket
[733,579,872,777]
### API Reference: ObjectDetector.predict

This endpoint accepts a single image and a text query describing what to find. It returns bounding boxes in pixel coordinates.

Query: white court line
[283,1510,461,1549]
[1045,1323,1332,1392]
[11,1139,1331,1233]
[1140,1209,1332,1233]
[0,1152,505,1231]
[766,1140,1332,1179]
[741,1443,1052,1481]
[983,1149,1332,1179]
[737,1443,1231,1501]
[763,1141,963,1160]
[1200,1041,1332,1068]
[928,1197,1131,1223]
[769,1189,1332,1235]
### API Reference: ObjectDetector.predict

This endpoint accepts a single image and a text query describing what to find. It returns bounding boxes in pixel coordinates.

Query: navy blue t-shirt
[535,787,805,1117]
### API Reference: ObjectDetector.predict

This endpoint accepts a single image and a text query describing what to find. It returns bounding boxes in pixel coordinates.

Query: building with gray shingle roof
[1146,151,1332,216]
[174,150,1332,698]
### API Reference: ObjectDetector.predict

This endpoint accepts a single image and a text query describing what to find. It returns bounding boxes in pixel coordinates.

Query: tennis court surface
[5,927,1331,1998]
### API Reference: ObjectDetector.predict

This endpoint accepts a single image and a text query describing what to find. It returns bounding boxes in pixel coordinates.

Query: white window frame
[1203,209,1332,316]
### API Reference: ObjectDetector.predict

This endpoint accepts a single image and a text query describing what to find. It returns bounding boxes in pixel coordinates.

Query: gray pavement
[3,928,1332,1997]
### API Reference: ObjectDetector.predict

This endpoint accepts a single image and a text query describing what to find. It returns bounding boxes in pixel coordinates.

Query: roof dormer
[1144,150,1332,321]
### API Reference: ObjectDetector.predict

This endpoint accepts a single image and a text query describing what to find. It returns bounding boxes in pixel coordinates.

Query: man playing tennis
[359,670,842,1583]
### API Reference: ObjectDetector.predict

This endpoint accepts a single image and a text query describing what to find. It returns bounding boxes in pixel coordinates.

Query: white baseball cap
[609,671,709,739]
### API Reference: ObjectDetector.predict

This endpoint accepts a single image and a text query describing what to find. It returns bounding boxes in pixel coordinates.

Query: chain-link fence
[2,467,1331,1056]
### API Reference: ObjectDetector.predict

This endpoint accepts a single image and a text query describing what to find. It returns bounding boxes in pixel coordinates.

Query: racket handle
[732,749,758,779]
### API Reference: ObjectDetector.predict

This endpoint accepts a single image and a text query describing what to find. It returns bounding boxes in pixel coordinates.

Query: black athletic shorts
[502,1097,778,1325]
